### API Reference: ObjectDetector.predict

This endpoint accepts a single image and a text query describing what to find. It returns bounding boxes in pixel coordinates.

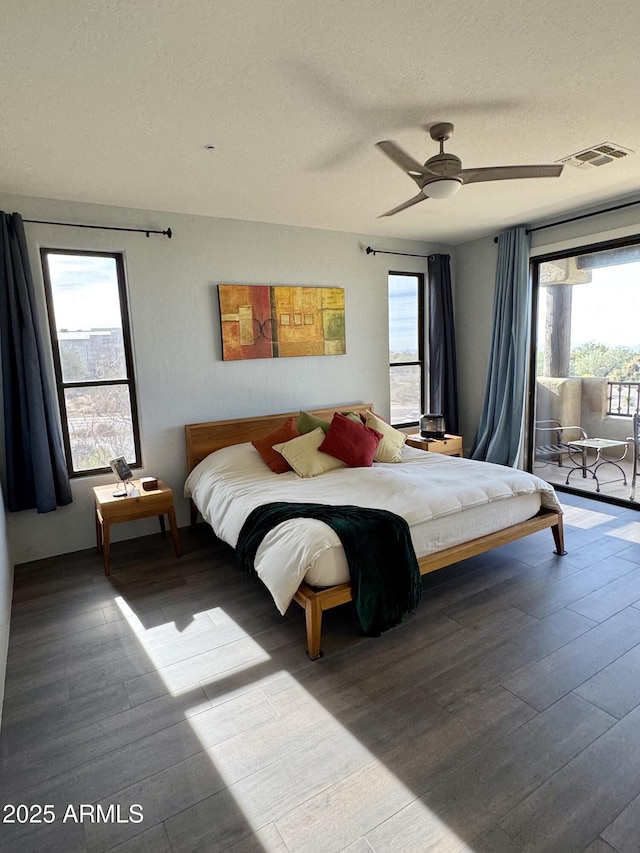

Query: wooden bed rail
[293,509,565,660]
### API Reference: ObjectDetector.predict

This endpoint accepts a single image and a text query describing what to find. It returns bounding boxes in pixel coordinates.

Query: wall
[0,483,11,728]
[577,378,633,444]
[536,377,583,429]
[0,192,447,564]
[451,233,497,456]
[529,196,640,258]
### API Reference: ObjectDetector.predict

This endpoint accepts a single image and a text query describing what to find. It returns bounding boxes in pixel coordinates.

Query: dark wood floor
[3,493,640,852]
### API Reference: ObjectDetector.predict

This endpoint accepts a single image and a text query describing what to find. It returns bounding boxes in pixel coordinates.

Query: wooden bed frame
[185,404,566,660]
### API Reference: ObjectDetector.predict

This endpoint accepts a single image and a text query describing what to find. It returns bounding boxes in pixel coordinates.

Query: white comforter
[185,443,562,613]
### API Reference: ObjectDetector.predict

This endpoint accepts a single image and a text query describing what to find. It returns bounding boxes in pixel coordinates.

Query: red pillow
[252,418,300,473]
[319,412,382,467]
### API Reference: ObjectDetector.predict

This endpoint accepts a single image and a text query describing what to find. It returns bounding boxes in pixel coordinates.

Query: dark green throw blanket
[236,502,421,636]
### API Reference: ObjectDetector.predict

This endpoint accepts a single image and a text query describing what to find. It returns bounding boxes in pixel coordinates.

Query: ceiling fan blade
[460,164,564,185]
[376,140,428,182]
[379,192,427,217]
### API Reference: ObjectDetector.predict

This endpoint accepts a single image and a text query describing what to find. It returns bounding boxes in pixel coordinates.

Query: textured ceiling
[2,0,640,244]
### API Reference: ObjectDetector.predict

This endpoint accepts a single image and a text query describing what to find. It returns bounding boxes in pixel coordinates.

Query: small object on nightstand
[420,413,446,439]
[109,456,133,496]
[140,476,159,491]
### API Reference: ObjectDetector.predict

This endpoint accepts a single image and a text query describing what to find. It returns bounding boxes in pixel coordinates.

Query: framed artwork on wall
[218,284,345,361]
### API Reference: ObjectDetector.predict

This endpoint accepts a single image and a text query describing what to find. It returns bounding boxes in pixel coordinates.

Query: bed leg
[552,514,567,555]
[304,596,323,660]
[190,500,198,528]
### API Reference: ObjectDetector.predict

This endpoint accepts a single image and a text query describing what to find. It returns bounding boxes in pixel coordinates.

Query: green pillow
[297,411,331,435]
[297,410,362,435]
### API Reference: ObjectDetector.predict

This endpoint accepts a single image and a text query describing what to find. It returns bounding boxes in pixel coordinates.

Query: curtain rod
[24,218,172,239]
[492,198,640,243]
[365,246,430,258]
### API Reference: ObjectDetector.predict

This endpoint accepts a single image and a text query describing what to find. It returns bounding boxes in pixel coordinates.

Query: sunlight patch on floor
[114,598,471,851]
[561,505,617,529]
[114,596,272,699]
[607,521,640,543]
[114,596,214,636]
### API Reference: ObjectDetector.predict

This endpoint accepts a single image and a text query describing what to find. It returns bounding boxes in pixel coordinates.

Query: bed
[185,404,565,659]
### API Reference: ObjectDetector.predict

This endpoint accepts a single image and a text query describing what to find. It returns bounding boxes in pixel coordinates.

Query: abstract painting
[218,284,345,361]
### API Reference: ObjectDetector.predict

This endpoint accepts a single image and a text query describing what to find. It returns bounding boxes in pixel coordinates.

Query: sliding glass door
[532,239,640,502]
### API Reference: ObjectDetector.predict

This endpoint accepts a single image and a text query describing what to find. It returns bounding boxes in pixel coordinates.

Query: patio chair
[628,411,639,501]
[534,420,587,468]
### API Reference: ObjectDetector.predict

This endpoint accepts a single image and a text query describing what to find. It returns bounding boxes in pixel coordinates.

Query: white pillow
[365,411,407,463]
[273,427,346,478]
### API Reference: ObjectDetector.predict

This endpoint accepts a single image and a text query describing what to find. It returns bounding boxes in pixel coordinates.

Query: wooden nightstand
[93,479,181,575]
[405,434,463,457]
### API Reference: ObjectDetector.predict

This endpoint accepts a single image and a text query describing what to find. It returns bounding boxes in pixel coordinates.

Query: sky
[539,260,640,349]
[46,253,122,331]
[388,274,419,354]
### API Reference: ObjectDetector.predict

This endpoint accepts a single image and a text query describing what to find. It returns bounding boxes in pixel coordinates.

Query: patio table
[565,437,628,493]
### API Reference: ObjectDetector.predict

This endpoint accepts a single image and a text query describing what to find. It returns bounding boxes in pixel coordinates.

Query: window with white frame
[41,249,141,476]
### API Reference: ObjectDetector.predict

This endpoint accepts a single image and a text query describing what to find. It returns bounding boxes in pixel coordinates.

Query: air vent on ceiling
[559,142,634,169]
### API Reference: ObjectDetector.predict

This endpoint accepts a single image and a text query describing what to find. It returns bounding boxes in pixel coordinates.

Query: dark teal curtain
[0,212,72,512]
[472,227,531,467]
[428,254,458,434]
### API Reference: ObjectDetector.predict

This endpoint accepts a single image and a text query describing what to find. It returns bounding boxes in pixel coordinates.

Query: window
[41,249,141,476]
[388,271,425,426]
[531,235,640,501]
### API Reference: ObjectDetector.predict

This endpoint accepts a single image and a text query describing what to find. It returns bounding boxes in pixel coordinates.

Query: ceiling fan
[376,122,564,217]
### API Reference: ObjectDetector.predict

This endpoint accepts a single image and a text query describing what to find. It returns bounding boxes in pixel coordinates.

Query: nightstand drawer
[405,434,463,456]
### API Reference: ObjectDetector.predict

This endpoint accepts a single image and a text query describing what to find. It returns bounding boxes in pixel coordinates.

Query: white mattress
[302,490,542,587]
[185,442,561,614]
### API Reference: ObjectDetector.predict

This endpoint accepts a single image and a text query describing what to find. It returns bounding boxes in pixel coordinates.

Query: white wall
[0,484,11,728]
[0,192,448,564]
[529,196,640,258]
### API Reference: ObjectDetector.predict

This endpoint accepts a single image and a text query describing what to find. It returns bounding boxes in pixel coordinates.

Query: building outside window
[41,249,141,476]
[388,271,425,426]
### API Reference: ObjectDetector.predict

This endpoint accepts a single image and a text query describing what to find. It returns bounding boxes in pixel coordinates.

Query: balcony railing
[607,381,640,416]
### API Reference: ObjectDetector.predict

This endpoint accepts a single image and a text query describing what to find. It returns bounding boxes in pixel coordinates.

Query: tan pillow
[365,411,407,463]
[273,427,346,478]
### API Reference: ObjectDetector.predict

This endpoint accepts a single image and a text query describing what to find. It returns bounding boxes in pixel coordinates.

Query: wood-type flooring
[2,492,640,852]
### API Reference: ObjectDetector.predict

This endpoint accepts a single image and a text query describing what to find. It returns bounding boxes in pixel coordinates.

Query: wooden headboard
[185,403,374,472]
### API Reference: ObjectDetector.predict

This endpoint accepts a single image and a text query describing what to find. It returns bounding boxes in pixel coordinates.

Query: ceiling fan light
[423,178,462,199]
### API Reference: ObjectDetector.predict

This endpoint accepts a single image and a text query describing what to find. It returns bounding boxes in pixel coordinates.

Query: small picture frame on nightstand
[109,456,132,483]
[109,457,134,496]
